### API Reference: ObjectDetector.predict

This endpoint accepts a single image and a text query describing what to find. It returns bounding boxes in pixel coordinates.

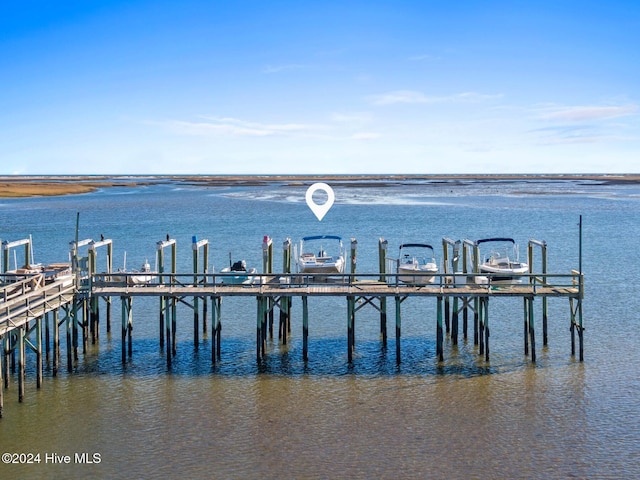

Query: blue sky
[1,0,638,174]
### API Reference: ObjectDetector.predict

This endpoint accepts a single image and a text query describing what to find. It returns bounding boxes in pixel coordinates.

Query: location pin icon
[305,183,335,221]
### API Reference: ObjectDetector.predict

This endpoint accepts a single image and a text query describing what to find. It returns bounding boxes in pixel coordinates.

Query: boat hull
[220,267,257,284]
[479,263,528,284]
[398,264,438,284]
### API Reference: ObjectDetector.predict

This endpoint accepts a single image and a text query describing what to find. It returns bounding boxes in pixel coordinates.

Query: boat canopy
[476,237,515,245]
[302,235,342,242]
[399,243,434,251]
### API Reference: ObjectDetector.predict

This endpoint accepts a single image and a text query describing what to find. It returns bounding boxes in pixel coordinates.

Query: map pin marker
[305,182,335,221]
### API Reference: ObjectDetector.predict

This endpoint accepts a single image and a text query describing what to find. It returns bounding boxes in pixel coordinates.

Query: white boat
[114,255,157,285]
[477,238,528,284]
[397,243,438,284]
[297,235,345,275]
[220,259,257,285]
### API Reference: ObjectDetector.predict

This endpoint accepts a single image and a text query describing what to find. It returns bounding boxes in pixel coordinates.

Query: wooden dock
[0,233,585,417]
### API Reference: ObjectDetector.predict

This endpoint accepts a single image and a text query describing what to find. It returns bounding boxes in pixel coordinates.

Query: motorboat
[220,259,257,285]
[397,243,438,284]
[114,255,157,285]
[297,235,345,275]
[476,238,528,284]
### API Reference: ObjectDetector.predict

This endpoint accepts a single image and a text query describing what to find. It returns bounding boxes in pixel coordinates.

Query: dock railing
[90,271,583,297]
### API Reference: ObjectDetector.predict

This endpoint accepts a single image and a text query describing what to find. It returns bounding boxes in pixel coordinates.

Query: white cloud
[536,104,638,122]
[368,90,502,106]
[159,116,323,137]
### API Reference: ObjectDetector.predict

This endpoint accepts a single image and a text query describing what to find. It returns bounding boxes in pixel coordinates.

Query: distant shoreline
[1,174,639,198]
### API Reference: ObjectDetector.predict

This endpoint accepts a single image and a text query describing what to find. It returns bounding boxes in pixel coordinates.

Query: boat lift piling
[192,236,209,348]
[378,238,388,346]
[442,238,463,345]
[157,237,177,366]
[88,238,113,341]
[280,238,293,344]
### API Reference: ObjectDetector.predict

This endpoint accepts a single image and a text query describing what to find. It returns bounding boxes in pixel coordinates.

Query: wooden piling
[2,335,9,388]
[437,296,444,362]
[36,316,42,388]
[45,312,50,364]
[378,238,388,346]
[211,296,221,362]
[280,238,292,344]
[53,309,60,376]
[18,327,25,402]
[395,295,402,363]
[347,295,355,362]
[302,295,309,361]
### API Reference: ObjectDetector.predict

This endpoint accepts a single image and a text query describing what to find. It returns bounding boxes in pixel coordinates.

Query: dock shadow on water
[28,334,531,380]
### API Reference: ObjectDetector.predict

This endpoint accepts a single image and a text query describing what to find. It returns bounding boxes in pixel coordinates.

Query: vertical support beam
[157,236,176,349]
[36,316,42,388]
[2,335,9,388]
[523,297,529,356]
[171,297,177,357]
[210,296,222,364]
[121,296,127,364]
[350,238,358,282]
[280,238,292,344]
[165,298,172,367]
[192,236,205,349]
[262,236,274,340]
[347,296,355,362]
[483,298,490,362]
[18,327,25,402]
[128,297,133,359]
[463,301,468,340]
[528,297,536,362]
[451,296,459,345]
[211,296,217,363]
[106,240,113,334]
[378,238,388,346]
[473,297,479,345]
[202,241,209,333]
[478,297,485,357]
[82,299,89,354]
[395,295,401,364]
[53,309,59,376]
[302,295,309,361]
[45,311,50,364]
[66,307,73,372]
[256,296,265,361]
[436,296,444,362]
[578,215,584,362]
[570,298,576,356]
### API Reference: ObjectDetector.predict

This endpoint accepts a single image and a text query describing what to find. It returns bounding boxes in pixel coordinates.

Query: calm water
[1,178,640,479]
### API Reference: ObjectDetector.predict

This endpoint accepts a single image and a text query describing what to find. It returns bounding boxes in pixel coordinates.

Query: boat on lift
[397,243,439,284]
[476,238,528,284]
[220,258,258,285]
[114,253,157,285]
[297,235,345,275]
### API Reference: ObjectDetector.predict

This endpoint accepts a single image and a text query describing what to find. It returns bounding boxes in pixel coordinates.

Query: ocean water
[1,178,640,479]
